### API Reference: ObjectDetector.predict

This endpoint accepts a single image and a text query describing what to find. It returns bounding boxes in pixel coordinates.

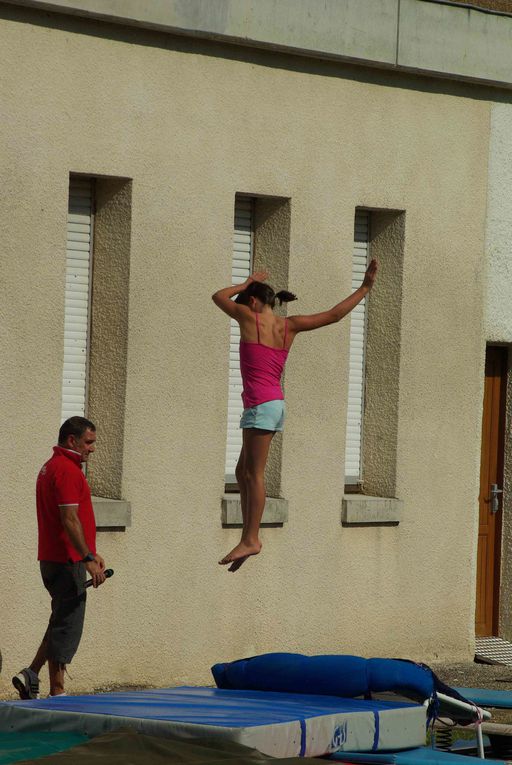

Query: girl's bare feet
[219,540,262,570]
[228,556,249,573]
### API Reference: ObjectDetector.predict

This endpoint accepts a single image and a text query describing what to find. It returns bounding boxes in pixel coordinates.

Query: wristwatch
[82,552,95,563]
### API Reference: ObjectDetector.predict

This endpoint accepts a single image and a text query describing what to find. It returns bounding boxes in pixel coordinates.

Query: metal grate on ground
[476,637,512,666]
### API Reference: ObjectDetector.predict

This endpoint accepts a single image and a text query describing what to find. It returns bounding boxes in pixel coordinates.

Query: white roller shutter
[61,177,93,423]
[225,198,253,483]
[345,210,370,484]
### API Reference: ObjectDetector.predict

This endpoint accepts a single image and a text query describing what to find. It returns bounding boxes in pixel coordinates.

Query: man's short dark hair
[59,417,96,445]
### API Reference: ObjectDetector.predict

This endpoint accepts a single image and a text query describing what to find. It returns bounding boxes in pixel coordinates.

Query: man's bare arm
[59,506,106,587]
[59,505,89,556]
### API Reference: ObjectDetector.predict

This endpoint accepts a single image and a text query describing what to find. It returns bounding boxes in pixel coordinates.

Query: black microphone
[84,568,114,588]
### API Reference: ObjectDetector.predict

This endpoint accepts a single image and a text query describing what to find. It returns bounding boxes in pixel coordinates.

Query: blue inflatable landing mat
[212,654,433,701]
[0,687,427,759]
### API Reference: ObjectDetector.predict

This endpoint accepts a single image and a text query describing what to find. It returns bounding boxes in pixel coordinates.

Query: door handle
[491,484,503,514]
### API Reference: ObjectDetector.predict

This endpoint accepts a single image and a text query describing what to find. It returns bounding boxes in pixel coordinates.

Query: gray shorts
[40,561,86,665]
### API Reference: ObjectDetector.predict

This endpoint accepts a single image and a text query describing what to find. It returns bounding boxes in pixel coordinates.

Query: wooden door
[476,346,507,637]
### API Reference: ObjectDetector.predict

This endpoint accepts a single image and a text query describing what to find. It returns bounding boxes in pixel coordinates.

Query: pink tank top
[239,314,289,409]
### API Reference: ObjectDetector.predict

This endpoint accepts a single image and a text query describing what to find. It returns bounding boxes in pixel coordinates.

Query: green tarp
[0,732,87,764]
[12,729,329,764]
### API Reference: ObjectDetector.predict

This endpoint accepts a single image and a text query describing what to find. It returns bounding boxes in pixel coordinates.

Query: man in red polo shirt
[13,417,107,698]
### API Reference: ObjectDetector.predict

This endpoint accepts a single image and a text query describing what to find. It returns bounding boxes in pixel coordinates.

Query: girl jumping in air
[212,259,377,572]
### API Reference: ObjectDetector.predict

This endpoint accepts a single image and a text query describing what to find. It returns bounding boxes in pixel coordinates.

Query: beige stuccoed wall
[253,197,291,498]
[87,178,131,499]
[362,211,404,499]
[0,6,490,696]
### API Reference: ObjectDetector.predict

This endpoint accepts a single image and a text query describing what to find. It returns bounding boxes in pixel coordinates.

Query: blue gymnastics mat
[0,687,427,759]
[454,687,512,709]
[329,747,508,765]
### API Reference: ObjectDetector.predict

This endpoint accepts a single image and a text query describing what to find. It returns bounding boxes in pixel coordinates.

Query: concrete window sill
[342,495,402,526]
[92,497,131,528]
[222,494,288,526]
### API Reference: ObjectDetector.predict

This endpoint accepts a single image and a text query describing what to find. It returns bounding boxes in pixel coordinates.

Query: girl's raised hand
[362,259,378,290]
[248,271,269,284]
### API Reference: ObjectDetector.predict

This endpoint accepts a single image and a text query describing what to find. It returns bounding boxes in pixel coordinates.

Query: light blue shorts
[240,400,285,432]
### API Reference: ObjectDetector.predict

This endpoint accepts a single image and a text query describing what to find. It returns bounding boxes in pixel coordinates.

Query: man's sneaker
[12,668,40,699]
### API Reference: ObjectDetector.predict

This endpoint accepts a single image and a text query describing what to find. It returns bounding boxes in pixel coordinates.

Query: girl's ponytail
[236,282,297,308]
[275,290,297,305]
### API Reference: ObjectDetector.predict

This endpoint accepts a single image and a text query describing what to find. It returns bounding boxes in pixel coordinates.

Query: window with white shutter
[345,210,370,484]
[61,177,93,423]
[225,197,253,483]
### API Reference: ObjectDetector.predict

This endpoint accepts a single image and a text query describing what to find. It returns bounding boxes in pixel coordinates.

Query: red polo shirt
[37,446,97,563]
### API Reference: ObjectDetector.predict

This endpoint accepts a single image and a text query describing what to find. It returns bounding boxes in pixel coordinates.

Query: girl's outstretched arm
[212,271,268,318]
[288,259,377,333]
